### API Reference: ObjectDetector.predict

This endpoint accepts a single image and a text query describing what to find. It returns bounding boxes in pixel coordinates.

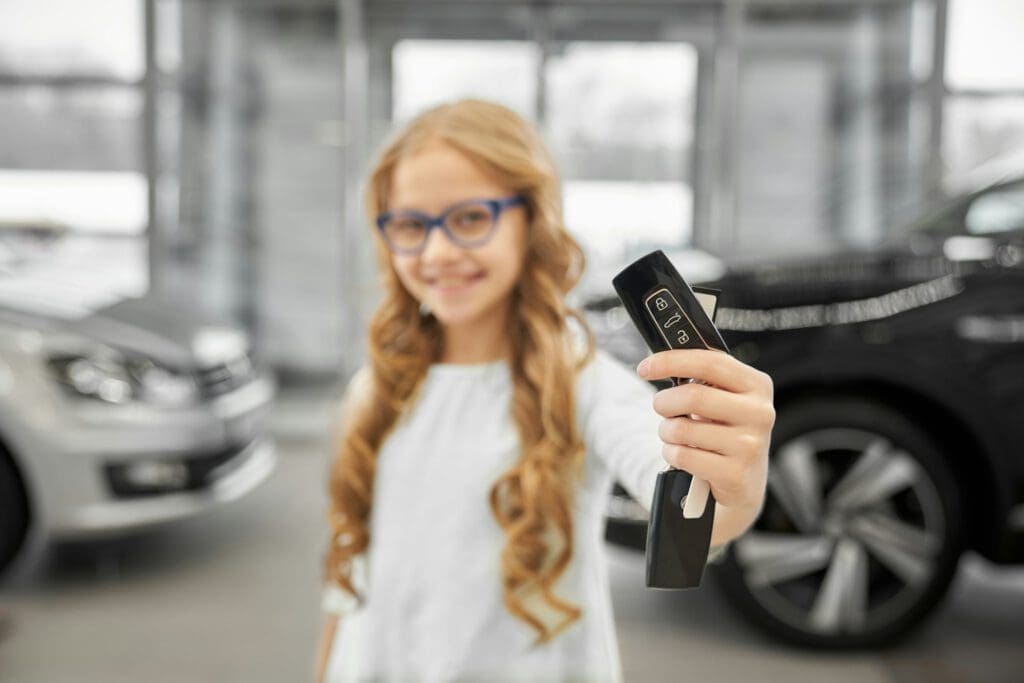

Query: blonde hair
[325,99,595,643]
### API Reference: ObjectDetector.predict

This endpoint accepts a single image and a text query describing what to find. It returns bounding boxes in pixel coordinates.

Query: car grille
[195,354,256,398]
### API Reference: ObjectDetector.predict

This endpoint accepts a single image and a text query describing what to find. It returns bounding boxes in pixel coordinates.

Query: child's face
[387,142,528,334]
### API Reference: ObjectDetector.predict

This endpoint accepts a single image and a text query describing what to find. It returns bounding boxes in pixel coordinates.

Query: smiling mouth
[427,273,484,290]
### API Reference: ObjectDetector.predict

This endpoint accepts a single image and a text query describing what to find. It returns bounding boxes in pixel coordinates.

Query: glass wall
[7,0,1022,375]
[546,42,699,296]
[0,1,146,235]
[733,2,931,255]
[0,0,148,318]
[368,2,712,308]
[943,0,1024,190]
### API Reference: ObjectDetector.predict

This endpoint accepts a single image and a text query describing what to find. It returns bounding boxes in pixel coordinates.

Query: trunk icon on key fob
[613,250,730,589]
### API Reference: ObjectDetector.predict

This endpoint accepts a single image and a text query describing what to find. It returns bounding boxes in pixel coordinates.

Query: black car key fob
[612,250,730,589]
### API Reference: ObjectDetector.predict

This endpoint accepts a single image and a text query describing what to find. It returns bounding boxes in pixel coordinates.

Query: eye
[449,206,492,228]
[389,217,426,233]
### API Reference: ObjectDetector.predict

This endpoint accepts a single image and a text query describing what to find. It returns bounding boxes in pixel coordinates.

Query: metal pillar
[338,0,372,377]
[706,0,744,254]
[927,0,949,200]
[144,0,160,295]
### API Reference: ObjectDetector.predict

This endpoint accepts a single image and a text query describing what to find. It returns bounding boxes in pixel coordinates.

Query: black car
[590,175,1024,648]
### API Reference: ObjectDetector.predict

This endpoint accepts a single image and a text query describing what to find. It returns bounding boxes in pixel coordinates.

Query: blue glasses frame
[376,195,526,255]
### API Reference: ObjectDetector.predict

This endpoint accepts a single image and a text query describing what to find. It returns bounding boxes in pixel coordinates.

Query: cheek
[503,248,528,292]
[391,257,422,294]
[498,221,529,282]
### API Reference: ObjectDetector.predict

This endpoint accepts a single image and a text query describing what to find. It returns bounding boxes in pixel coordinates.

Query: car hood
[0,295,251,370]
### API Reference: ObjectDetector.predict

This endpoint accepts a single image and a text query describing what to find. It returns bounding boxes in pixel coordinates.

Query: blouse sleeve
[577,351,666,512]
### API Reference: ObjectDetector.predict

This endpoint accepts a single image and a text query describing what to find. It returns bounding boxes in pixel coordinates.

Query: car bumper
[50,435,276,537]
[14,371,278,539]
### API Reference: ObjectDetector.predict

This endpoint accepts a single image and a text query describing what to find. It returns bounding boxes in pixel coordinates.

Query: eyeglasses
[376,195,526,255]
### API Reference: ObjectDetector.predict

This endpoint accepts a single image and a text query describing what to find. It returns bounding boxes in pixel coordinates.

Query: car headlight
[48,349,199,407]
[133,358,201,406]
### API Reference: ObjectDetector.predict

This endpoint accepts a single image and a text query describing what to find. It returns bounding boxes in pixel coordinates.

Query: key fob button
[645,288,703,351]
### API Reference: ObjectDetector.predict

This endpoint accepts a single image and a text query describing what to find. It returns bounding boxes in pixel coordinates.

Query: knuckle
[736,432,762,458]
[749,401,774,430]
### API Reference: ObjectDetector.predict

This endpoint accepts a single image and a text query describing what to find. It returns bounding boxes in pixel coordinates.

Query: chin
[430,307,478,327]
[428,297,497,327]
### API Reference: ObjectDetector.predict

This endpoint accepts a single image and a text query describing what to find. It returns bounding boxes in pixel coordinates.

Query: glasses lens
[445,202,495,244]
[383,215,427,251]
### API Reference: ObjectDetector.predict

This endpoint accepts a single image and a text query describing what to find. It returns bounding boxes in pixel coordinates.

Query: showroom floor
[2,384,1023,683]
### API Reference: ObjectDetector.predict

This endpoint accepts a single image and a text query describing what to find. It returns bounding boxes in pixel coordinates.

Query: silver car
[0,287,276,574]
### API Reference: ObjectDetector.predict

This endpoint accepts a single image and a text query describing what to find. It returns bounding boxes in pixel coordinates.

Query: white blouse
[323,350,670,683]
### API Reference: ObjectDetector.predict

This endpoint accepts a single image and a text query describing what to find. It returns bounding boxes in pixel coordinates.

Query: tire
[714,396,964,649]
[0,448,30,576]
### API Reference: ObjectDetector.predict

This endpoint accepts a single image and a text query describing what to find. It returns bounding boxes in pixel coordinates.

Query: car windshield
[886,175,1024,244]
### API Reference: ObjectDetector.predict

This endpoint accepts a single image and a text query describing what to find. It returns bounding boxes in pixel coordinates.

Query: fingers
[638,349,773,397]
[661,440,767,508]
[661,443,745,505]
[652,381,776,429]
[658,417,768,463]
[640,349,775,511]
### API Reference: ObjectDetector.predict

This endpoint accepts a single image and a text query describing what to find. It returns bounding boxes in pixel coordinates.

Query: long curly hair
[325,99,595,643]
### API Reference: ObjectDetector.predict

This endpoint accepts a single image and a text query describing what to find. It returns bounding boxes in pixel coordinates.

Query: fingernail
[636,358,650,377]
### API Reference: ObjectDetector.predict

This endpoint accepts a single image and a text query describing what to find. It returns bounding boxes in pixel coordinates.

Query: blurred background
[1,1,1023,681]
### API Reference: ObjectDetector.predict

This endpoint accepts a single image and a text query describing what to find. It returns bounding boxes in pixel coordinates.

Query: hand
[638,349,775,542]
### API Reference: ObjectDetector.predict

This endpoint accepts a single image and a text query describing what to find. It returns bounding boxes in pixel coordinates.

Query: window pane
[546,43,696,181]
[737,3,927,254]
[0,86,141,171]
[0,0,143,80]
[392,40,539,122]
[0,85,145,235]
[946,0,1024,91]
[544,42,697,289]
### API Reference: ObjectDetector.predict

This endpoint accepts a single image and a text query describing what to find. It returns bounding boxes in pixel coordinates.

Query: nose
[419,223,462,263]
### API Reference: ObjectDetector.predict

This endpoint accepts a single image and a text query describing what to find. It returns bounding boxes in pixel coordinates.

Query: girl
[319,99,774,682]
